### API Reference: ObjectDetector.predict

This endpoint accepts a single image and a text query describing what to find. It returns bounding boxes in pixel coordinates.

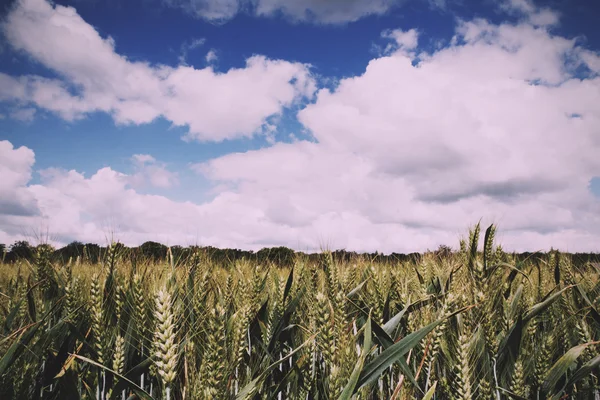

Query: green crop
[0,224,598,399]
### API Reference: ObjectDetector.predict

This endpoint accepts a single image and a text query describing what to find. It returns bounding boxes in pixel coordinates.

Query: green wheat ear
[112,334,125,374]
[510,357,528,398]
[132,273,147,337]
[153,288,178,399]
[90,273,104,364]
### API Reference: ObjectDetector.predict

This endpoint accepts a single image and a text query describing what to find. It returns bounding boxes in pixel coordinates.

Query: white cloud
[502,0,536,14]
[129,154,179,189]
[0,141,323,249]
[132,154,156,164]
[0,73,92,120]
[383,28,419,50]
[499,0,560,27]
[1,0,315,141]
[9,107,36,122]
[380,28,419,55]
[165,0,240,21]
[580,50,600,74]
[163,0,407,23]
[205,49,218,63]
[0,141,39,219]
[192,17,600,252]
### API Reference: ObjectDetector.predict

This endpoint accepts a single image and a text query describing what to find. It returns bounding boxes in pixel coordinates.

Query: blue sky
[1,0,600,252]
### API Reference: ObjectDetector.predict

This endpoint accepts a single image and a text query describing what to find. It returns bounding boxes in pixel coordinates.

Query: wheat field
[0,224,599,399]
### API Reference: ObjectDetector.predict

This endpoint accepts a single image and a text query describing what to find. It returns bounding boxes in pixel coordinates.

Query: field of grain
[0,224,599,399]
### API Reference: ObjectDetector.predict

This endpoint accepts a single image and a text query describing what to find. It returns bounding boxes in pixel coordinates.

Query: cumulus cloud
[9,107,36,122]
[0,141,39,219]
[0,140,327,249]
[1,0,315,141]
[380,28,419,55]
[192,15,600,252]
[205,49,218,63]
[499,0,560,27]
[129,154,179,189]
[132,154,156,164]
[383,28,419,50]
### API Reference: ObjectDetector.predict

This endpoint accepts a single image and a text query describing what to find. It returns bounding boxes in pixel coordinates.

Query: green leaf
[423,381,437,400]
[508,284,524,322]
[382,296,433,339]
[382,301,410,337]
[487,263,531,294]
[339,316,372,399]
[369,316,420,392]
[573,284,600,326]
[282,266,294,302]
[0,321,41,376]
[357,306,469,389]
[561,353,600,392]
[347,279,368,298]
[350,297,427,392]
[541,342,594,395]
[496,315,523,382]
[522,285,572,323]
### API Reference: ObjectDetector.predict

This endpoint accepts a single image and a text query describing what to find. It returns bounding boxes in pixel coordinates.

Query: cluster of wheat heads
[0,224,599,399]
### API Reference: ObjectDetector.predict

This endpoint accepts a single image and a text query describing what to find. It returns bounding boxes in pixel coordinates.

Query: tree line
[1,240,599,268]
[0,240,422,267]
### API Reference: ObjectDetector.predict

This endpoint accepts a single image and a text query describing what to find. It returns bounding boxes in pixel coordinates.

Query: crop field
[0,224,599,399]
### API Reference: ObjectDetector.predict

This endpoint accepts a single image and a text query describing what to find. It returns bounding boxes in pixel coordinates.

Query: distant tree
[9,240,33,261]
[58,241,85,261]
[139,241,168,261]
[256,246,296,267]
[170,245,185,262]
[83,243,101,263]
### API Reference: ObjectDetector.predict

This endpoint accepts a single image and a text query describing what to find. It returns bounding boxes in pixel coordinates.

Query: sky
[0,0,600,253]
